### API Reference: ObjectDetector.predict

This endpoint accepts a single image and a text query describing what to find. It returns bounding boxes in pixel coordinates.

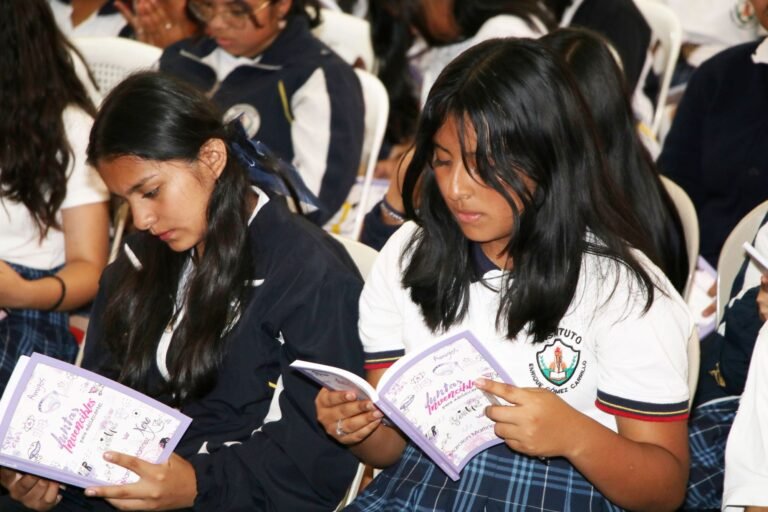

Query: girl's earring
[278,19,287,29]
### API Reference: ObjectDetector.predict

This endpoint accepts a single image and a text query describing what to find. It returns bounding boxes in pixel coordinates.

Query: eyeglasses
[187,0,271,29]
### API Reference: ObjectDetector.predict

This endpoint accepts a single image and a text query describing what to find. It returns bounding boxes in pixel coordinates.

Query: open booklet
[291,330,513,481]
[0,353,191,489]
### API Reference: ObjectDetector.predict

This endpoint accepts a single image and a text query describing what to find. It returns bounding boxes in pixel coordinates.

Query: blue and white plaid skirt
[683,397,740,510]
[347,443,622,511]
[0,262,76,396]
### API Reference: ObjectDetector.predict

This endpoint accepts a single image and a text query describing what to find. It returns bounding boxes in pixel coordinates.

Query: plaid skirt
[683,397,740,510]
[0,262,76,396]
[347,443,622,512]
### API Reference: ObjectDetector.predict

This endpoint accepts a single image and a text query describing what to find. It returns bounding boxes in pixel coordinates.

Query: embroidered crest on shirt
[731,0,755,27]
[536,339,580,386]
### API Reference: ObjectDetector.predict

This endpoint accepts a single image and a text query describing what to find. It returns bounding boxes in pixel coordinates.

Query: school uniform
[658,38,768,266]
[349,222,692,511]
[685,213,768,510]
[80,191,365,511]
[158,16,365,225]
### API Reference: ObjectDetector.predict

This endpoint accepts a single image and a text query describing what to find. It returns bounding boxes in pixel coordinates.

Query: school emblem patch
[536,339,580,386]
[731,0,754,26]
[224,104,261,138]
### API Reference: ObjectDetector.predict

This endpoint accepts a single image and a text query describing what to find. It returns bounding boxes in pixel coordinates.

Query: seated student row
[8,36,693,512]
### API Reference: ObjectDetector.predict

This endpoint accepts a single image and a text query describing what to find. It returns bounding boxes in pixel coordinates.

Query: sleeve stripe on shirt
[364,349,405,371]
[596,390,689,422]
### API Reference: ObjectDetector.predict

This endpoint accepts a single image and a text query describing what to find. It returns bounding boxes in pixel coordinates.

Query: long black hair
[0,0,96,238]
[87,72,259,405]
[401,38,657,343]
[543,27,688,293]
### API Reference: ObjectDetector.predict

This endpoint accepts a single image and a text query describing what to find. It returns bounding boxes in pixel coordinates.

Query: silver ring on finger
[335,418,348,436]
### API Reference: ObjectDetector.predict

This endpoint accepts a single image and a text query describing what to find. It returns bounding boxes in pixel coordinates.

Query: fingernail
[345,392,356,401]
[84,489,96,497]
[373,410,383,418]
[475,378,487,387]
[103,452,113,461]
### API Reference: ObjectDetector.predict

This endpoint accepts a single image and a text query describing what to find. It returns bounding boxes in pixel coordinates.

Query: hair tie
[226,118,322,215]
[45,274,66,311]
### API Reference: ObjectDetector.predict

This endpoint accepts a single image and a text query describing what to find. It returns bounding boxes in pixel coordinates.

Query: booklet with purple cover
[291,330,512,481]
[0,353,191,489]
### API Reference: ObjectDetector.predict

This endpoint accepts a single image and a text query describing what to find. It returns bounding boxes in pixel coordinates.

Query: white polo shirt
[723,324,768,510]
[360,222,692,430]
[0,106,109,270]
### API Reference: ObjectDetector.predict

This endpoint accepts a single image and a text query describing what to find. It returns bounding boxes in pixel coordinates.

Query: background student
[0,0,110,396]
[542,27,688,293]
[158,0,364,225]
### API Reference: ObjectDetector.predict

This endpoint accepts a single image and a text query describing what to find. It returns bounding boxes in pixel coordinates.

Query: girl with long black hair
[317,38,692,510]
[1,71,364,511]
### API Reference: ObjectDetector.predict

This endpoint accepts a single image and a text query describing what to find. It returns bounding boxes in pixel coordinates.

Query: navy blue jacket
[658,39,768,266]
[159,17,365,225]
[82,195,365,511]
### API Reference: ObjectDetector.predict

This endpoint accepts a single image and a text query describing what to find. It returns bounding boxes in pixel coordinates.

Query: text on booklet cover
[292,330,513,480]
[0,353,191,488]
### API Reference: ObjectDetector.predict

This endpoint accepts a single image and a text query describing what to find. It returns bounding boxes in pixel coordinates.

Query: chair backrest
[108,202,131,264]
[687,328,700,408]
[716,199,768,324]
[661,176,699,301]
[349,68,389,239]
[330,233,379,280]
[312,8,374,72]
[72,37,162,100]
[634,0,682,136]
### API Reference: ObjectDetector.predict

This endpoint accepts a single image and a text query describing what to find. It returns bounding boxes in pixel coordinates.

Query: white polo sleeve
[61,106,109,210]
[593,257,692,421]
[723,324,768,510]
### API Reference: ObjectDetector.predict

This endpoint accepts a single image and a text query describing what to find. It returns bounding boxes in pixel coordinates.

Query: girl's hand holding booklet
[0,353,191,489]
[292,330,512,480]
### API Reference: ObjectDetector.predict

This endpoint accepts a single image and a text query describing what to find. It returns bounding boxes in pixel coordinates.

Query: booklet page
[0,355,190,486]
[378,333,508,473]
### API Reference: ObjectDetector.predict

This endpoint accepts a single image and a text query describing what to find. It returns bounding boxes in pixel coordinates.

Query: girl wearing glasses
[158,0,364,226]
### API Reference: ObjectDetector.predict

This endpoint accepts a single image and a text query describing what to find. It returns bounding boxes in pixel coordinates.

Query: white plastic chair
[326,69,388,239]
[661,176,699,301]
[328,232,377,508]
[350,68,389,239]
[330,233,378,280]
[72,37,161,101]
[687,329,700,408]
[634,0,683,136]
[312,8,374,72]
[71,37,159,262]
[716,200,768,325]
